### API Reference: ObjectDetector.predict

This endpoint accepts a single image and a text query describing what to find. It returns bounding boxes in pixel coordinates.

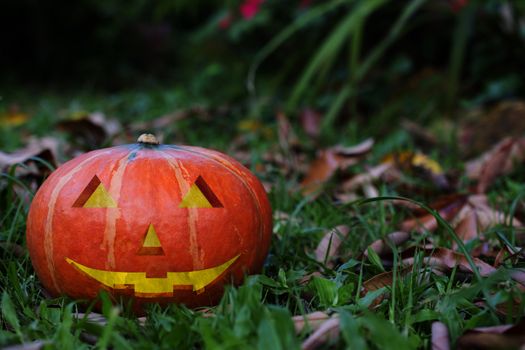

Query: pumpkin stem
[137,133,160,145]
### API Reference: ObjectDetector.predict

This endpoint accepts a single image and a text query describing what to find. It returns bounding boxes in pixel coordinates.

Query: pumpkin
[26,134,272,308]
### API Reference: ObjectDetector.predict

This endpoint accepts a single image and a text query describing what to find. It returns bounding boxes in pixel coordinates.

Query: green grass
[1,91,525,349]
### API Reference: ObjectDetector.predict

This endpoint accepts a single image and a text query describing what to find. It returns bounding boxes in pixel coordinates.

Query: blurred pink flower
[240,0,264,20]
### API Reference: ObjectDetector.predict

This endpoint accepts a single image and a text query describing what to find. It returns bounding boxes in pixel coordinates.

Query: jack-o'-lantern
[26,134,272,308]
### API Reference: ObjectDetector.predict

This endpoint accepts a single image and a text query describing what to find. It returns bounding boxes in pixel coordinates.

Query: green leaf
[367,246,385,272]
[288,0,388,111]
[1,292,22,341]
[339,310,367,350]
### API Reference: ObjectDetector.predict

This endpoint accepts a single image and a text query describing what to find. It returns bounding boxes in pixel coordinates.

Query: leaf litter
[295,118,525,348]
[3,102,525,349]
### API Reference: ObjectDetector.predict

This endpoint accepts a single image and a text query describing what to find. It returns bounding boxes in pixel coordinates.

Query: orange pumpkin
[26,134,272,308]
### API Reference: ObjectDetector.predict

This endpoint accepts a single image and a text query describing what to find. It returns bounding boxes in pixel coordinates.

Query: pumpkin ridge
[165,146,265,241]
[44,150,114,293]
[164,146,269,269]
[103,151,132,269]
[158,151,203,270]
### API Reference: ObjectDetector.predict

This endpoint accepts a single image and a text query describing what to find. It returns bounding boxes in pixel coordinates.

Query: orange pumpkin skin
[26,141,272,308]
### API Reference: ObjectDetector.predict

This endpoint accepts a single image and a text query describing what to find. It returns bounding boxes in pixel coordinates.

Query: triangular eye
[179,176,223,208]
[73,175,117,208]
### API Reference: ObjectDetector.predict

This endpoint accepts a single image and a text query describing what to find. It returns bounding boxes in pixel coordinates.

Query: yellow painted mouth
[65,255,239,297]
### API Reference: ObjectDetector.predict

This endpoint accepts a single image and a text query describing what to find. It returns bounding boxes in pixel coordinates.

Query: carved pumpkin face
[26,135,272,308]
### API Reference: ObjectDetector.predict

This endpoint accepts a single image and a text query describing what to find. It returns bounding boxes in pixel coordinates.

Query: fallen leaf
[361,267,413,308]
[383,151,449,189]
[363,270,396,292]
[468,194,523,228]
[367,231,411,257]
[330,139,375,156]
[292,311,330,333]
[314,225,350,268]
[301,317,340,350]
[362,183,379,198]
[341,163,391,192]
[301,138,374,195]
[452,206,478,249]
[431,322,450,350]
[475,138,515,194]
[459,101,525,157]
[57,111,122,149]
[457,319,525,350]
[0,137,59,173]
[402,248,497,277]
[400,195,467,233]
[465,137,525,191]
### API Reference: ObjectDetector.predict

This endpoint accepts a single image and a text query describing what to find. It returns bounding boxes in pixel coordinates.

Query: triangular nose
[143,224,161,247]
[137,224,164,255]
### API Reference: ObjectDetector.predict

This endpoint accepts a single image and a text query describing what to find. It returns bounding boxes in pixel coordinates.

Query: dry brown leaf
[431,322,450,350]
[361,267,413,308]
[57,112,122,149]
[292,311,330,333]
[363,270,396,292]
[468,194,523,228]
[301,138,374,196]
[457,319,525,350]
[465,136,525,194]
[367,231,411,257]
[341,162,391,192]
[401,213,439,234]
[459,101,525,157]
[301,317,340,350]
[401,195,466,233]
[314,225,350,268]
[382,151,449,189]
[333,191,359,204]
[330,138,375,156]
[452,207,478,249]
[362,183,379,198]
[402,248,497,277]
[475,137,515,194]
[0,137,58,169]
[301,150,346,195]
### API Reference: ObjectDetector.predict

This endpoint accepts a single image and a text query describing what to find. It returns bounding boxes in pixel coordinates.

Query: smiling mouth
[65,255,239,297]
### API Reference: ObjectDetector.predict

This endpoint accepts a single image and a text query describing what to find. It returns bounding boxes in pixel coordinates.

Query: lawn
[2,1,525,349]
